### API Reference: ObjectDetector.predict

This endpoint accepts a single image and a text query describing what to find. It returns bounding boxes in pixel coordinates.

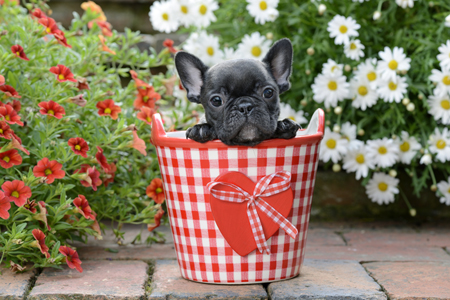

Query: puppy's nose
[237,102,254,115]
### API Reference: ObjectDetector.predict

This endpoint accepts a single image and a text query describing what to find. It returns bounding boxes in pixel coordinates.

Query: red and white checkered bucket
[151,108,324,284]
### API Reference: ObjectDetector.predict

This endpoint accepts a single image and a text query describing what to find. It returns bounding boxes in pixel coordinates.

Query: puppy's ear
[262,38,293,94]
[175,51,208,103]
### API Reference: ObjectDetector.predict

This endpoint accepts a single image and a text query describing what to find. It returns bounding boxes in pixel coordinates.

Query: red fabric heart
[207,171,294,256]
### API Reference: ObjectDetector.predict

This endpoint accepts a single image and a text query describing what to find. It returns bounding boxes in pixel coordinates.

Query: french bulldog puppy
[175,38,300,147]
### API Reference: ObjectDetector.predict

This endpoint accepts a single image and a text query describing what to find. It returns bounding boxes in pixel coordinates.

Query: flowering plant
[148,0,450,214]
[0,0,196,272]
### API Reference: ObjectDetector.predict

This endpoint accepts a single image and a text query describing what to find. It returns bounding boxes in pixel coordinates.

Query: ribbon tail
[247,202,270,254]
[257,199,298,240]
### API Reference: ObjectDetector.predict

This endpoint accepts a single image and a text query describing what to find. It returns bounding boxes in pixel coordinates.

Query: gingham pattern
[207,171,297,255]
[155,143,321,283]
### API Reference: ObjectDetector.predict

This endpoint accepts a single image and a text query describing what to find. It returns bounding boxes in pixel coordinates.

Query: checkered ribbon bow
[207,171,298,255]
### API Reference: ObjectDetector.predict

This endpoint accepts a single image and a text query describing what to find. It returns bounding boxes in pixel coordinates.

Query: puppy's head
[175,38,293,146]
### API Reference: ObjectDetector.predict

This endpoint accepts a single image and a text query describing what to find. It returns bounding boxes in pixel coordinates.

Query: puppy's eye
[263,88,274,98]
[210,96,223,107]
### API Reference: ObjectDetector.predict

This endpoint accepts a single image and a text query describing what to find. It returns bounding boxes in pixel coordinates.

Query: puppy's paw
[273,118,301,139]
[186,124,218,143]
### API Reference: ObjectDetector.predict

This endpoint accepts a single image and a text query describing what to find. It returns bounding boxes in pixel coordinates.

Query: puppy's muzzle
[237,102,254,116]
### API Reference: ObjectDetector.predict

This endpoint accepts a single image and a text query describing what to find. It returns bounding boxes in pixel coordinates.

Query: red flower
[148,207,164,232]
[0,149,22,168]
[59,246,83,273]
[137,106,157,125]
[36,201,51,231]
[88,21,113,37]
[73,195,96,220]
[162,39,177,54]
[68,137,89,158]
[0,121,14,139]
[33,157,65,184]
[54,30,72,48]
[76,78,90,91]
[146,178,165,204]
[23,199,37,213]
[0,191,11,220]
[32,229,50,258]
[1,180,32,207]
[130,70,151,88]
[98,35,116,55]
[3,133,28,155]
[103,162,116,187]
[0,104,23,126]
[95,146,110,172]
[131,130,147,155]
[0,75,4,86]
[133,86,161,109]
[5,99,21,112]
[49,64,77,83]
[74,164,102,191]
[38,100,66,119]
[0,85,21,98]
[39,17,59,35]
[31,8,47,19]
[96,99,121,120]
[11,45,30,61]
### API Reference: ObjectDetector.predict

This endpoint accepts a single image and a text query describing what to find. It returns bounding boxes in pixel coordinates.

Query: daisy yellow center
[251,46,262,57]
[207,46,214,56]
[331,66,338,72]
[47,110,54,115]
[58,74,65,80]
[442,76,450,86]
[328,81,338,91]
[436,139,446,149]
[259,1,267,10]
[289,116,296,121]
[181,5,188,14]
[156,187,162,194]
[147,117,152,123]
[350,43,357,50]
[441,100,450,110]
[12,191,19,198]
[0,129,2,134]
[75,145,81,150]
[400,142,410,152]
[388,81,397,91]
[378,146,387,154]
[104,108,112,114]
[339,25,348,34]
[388,60,398,70]
[45,169,52,175]
[199,4,207,15]
[143,96,149,102]
[162,13,169,21]
[358,86,368,96]
[378,182,388,192]
[5,115,10,121]
[46,27,51,33]
[367,71,377,81]
[326,139,336,149]
[3,156,10,163]
[355,154,365,164]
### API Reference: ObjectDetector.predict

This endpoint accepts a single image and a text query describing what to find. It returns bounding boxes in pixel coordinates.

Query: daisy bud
[334,106,343,115]
[389,170,397,178]
[420,153,432,165]
[332,164,341,172]
[429,1,434,7]
[301,99,308,106]
[318,4,326,15]
[430,185,437,192]
[305,69,311,75]
[391,135,397,140]
[401,70,407,75]
[402,98,410,105]
[266,32,273,40]
[409,208,416,217]
[420,148,425,154]
[326,108,331,114]
[418,94,423,100]
[344,65,351,72]
[373,11,381,20]
[358,129,365,136]
[326,120,331,126]
[307,47,315,55]
[332,124,340,133]
[406,103,415,112]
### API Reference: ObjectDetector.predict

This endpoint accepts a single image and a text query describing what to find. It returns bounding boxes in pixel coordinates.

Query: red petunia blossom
[5,99,21,112]
[38,100,66,119]
[1,180,32,207]
[162,39,177,54]
[38,16,60,35]
[3,133,28,155]
[74,164,102,191]
[103,162,116,187]
[23,199,37,213]
[137,106,157,125]
[96,99,121,120]
[59,246,83,272]
[133,86,161,110]
[0,104,23,126]
[0,191,11,220]
[98,35,116,55]
[73,195,96,220]
[95,146,110,172]
[0,85,21,98]
[147,207,165,232]
[88,21,113,37]
[54,30,72,48]
[33,157,65,184]
[31,8,47,19]
[0,121,14,139]
[11,45,30,61]
[32,229,50,258]
[131,130,147,155]
[49,64,77,83]
[76,77,90,91]
[0,75,5,86]
[0,149,22,168]
[146,178,165,204]
[130,70,151,89]
[68,137,89,158]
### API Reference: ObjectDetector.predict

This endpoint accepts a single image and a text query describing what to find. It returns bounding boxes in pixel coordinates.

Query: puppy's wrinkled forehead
[204,59,274,95]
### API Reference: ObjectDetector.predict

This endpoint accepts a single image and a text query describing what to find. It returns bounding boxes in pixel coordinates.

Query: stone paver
[306,228,346,246]
[28,260,148,300]
[268,259,386,300]
[0,267,35,300]
[78,244,177,261]
[148,260,268,300]
[364,261,450,300]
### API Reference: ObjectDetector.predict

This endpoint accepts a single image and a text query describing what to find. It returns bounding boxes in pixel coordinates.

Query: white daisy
[236,32,272,60]
[322,59,344,76]
[192,0,219,28]
[428,127,450,163]
[396,0,415,8]
[344,39,365,61]
[340,122,364,150]
[377,75,408,103]
[437,41,450,71]
[378,47,411,82]
[312,72,349,109]
[366,172,399,205]
[355,58,380,89]
[366,138,399,168]
[427,92,450,125]
[445,14,450,28]
[279,102,308,124]
[343,145,375,180]
[420,153,432,165]
[246,0,279,25]
[437,177,450,206]
[429,69,450,97]
[350,76,378,111]
[223,47,237,61]
[320,127,349,163]
[149,0,179,33]
[396,131,421,164]
[327,15,360,46]
[174,0,197,27]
